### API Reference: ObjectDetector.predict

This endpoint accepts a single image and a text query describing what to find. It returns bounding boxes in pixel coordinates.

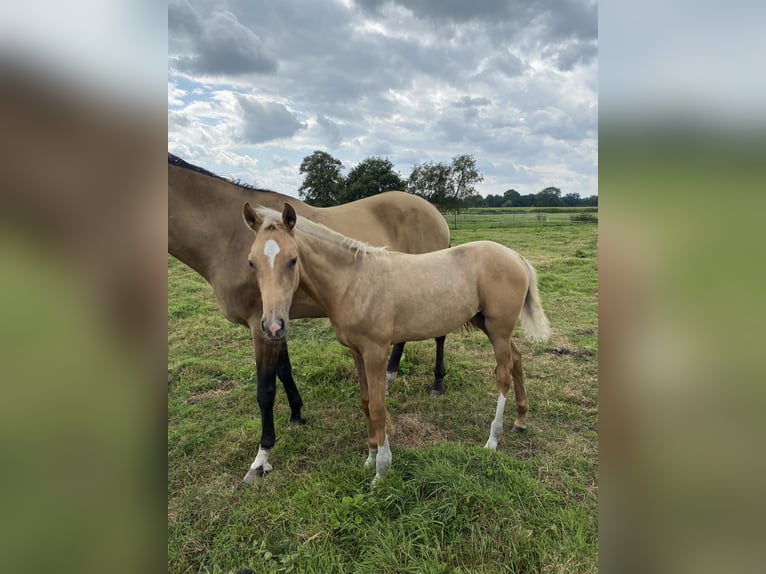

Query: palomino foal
[170,153,450,481]
[244,203,551,483]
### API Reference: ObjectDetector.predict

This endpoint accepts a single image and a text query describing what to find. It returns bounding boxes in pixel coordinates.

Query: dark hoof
[290,415,307,425]
[511,425,527,433]
[241,466,271,485]
[429,387,445,398]
[255,465,272,477]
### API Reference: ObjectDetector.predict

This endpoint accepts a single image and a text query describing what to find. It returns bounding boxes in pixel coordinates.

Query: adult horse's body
[168,154,450,479]
[244,204,551,484]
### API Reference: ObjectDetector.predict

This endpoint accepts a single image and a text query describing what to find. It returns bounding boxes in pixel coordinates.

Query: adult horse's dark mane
[168,152,276,194]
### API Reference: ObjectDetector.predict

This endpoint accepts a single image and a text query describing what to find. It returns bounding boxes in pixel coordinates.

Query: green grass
[168,214,598,573]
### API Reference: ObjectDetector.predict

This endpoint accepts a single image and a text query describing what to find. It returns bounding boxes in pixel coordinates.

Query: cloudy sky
[168,0,597,198]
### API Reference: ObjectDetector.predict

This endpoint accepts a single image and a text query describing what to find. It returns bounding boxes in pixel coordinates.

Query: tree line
[474,187,598,208]
[298,150,597,209]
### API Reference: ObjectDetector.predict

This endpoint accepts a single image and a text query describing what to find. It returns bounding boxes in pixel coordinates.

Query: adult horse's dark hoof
[429,387,445,398]
[255,465,272,477]
[290,414,307,425]
[241,464,272,484]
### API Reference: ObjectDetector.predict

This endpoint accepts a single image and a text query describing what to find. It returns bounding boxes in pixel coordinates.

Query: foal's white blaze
[484,393,507,450]
[242,446,272,483]
[263,239,281,269]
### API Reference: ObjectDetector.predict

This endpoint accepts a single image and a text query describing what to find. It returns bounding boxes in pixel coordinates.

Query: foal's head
[243,202,300,340]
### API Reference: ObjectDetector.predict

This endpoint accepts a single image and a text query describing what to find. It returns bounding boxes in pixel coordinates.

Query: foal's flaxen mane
[255,206,388,257]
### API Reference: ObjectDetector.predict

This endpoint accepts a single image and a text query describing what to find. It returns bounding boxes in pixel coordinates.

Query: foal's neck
[296,233,376,316]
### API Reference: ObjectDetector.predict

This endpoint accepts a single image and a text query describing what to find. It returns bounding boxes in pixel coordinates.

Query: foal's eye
[287,257,298,268]
[248,260,255,269]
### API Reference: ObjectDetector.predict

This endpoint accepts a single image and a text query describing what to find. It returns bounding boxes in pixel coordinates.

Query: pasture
[168,210,598,573]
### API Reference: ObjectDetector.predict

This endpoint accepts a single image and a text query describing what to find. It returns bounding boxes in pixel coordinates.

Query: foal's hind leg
[484,337,513,450]
[509,339,528,431]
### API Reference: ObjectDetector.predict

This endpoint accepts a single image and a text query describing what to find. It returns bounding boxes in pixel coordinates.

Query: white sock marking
[242,446,272,483]
[374,434,392,482]
[364,447,377,469]
[263,239,280,269]
[484,393,506,450]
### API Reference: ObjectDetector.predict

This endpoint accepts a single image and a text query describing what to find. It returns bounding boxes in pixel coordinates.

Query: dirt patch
[562,385,596,407]
[387,412,446,448]
[545,347,594,359]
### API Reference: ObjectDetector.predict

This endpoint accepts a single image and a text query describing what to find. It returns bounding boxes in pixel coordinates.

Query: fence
[445,208,598,229]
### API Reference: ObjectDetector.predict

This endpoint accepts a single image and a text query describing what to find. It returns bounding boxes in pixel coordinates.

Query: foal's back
[361,241,530,343]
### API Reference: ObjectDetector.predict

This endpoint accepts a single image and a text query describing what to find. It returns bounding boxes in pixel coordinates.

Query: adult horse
[168,153,450,480]
[244,204,550,484]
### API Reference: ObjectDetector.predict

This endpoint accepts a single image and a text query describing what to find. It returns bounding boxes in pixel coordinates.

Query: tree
[562,192,581,207]
[406,161,452,206]
[502,188,521,206]
[406,154,484,212]
[481,194,501,207]
[535,186,563,207]
[449,154,484,209]
[298,151,344,207]
[514,193,533,207]
[341,157,405,203]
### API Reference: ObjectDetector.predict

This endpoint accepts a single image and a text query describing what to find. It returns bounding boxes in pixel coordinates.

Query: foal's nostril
[263,318,285,338]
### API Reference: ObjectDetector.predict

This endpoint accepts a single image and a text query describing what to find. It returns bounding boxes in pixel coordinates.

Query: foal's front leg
[362,346,391,483]
[350,349,376,469]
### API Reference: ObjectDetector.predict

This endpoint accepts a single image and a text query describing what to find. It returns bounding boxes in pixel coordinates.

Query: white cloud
[168,0,598,196]
[236,96,306,144]
[168,83,187,107]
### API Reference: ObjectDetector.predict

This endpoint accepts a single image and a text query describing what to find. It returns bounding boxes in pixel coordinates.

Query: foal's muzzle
[261,318,286,340]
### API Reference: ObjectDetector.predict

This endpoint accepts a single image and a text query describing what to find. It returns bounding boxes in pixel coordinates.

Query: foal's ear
[243,202,262,231]
[282,203,297,231]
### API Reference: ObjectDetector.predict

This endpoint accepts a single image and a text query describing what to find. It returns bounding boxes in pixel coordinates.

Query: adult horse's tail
[519,258,551,343]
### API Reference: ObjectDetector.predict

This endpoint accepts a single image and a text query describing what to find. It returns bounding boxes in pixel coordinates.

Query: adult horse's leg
[385,342,405,393]
[430,335,447,397]
[385,336,447,397]
[242,329,281,483]
[276,340,306,424]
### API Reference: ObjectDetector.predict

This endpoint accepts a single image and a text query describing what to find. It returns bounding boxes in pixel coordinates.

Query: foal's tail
[519,258,551,343]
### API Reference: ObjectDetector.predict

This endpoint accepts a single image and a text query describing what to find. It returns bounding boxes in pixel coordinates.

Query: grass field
[444,207,597,231]
[168,212,598,573]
